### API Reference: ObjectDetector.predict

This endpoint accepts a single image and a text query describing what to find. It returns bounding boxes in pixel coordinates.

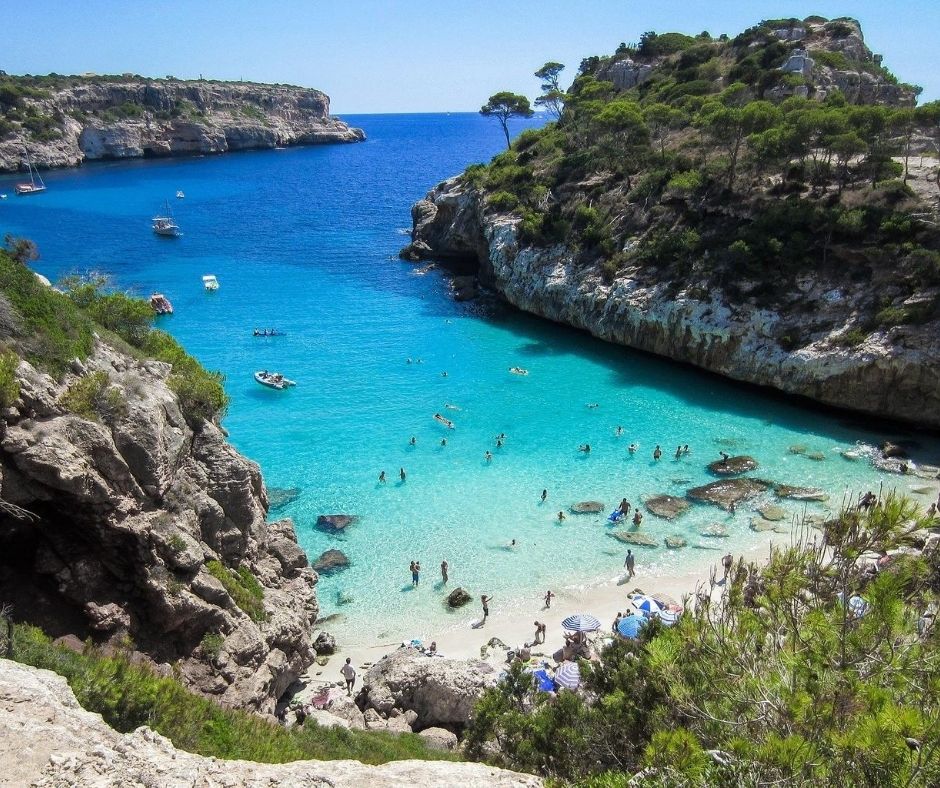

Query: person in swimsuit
[675,445,682,460]
[544,589,555,608]
[441,438,447,447]
[653,445,662,461]
[558,511,566,522]
[341,658,356,695]
[485,451,493,462]
[410,561,418,587]
[619,498,631,515]
[633,510,643,527]
[400,467,407,481]
[441,559,449,584]
[481,594,492,621]
[541,489,547,502]
[378,470,386,483]
[409,436,416,446]
[624,550,635,579]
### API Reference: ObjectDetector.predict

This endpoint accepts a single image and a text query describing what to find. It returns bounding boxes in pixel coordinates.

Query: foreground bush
[468,495,940,785]
[10,624,455,765]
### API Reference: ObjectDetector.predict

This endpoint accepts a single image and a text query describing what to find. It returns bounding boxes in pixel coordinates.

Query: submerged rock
[775,485,830,502]
[446,587,472,608]
[570,501,604,514]
[268,486,301,511]
[757,504,787,521]
[805,451,826,461]
[687,478,768,510]
[750,518,777,532]
[645,494,690,519]
[312,549,350,574]
[707,455,758,475]
[316,514,359,532]
[609,531,658,547]
[664,535,687,549]
[700,523,729,538]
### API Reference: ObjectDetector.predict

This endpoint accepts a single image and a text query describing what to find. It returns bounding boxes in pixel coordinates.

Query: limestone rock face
[403,178,940,428]
[360,646,498,728]
[0,340,317,712]
[0,78,364,172]
[0,659,541,787]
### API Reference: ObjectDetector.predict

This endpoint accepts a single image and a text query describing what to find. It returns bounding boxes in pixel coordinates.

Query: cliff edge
[0,75,364,171]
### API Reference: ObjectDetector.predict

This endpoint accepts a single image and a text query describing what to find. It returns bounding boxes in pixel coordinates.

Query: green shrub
[11,623,453,764]
[875,303,933,326]
[666,169,703,194]
[200,631,224,660]
[205,560,266,622]
[835,327,869,347]
[487,191,520,211]
[0,347,21,407]
[60,371,126,421]
[813,50,853,71]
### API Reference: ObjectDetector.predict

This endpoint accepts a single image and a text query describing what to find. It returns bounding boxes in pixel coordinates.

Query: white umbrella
[554,661,581,689]
[629,594,663,616]
[561,613,601,632]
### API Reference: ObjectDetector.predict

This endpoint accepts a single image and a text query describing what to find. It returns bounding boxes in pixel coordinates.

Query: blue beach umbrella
[554,661,581,690]
[617,613,648,639]
[561,613,601,632]
[629,594,663,616]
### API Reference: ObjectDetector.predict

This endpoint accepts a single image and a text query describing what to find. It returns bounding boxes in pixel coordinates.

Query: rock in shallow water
[757,504,787,521]
[775,485,829,502]
[316,514,359,532]
[645,494,690,519]
[664,535,687,548]
[570,501,604,514]
[707,455,758,475]
[700,523,729,538]
[609,531,658,547]
[268,486,301,511]
[446,587,472,608]
[687,478,768,510]
[312,549,350,574]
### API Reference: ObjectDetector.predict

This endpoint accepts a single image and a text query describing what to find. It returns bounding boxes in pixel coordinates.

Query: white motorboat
[149,293,173,315]
[176,190,185,199]
[509,366,529,376]
[202,274,219,291]
[14,150,46,195]
[254,371,296,390]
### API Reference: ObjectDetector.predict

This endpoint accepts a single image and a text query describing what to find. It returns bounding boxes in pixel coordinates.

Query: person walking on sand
[722,553,733,579]
[341,658,356,696]
[544,589,555,609]
[653,445,662,461]
[441,559,449,584]
[378,470,386,483]
[624,549,635,579]
[481,594,492,622]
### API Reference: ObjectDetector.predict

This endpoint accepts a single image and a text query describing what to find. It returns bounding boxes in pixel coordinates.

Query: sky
[3,1,938,113]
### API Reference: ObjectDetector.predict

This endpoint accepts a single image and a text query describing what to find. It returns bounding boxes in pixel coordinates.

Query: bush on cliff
[206,560,267,623]
[10,624,455,765]
[467,494,940,785]
[0,347,21,407]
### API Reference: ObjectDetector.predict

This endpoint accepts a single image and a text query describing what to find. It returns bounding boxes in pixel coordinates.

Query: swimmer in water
[496,439,503,448]
[441,371,448,377]
[409,436,416,446]
[406,358,412,364]
[441,438,447,447]
[628,443,638,453]
[379,471,386,483]
[541,489,547,502]
[485,451,493,462]
[579,444,591,453]
[616,426,623,437]
[675,445,682,460]
[400,467,407,482]
[653,445,662,461]
[557,511,566,522]
[683,444,690,455]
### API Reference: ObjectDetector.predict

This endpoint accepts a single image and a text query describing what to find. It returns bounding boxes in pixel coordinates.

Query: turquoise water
[3,113,939,647]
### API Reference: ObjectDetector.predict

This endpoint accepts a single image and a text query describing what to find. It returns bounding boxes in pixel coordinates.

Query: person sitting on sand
[544,589,555,608]
[653,445,662,461]
[613,611,624,633]
[379,470,386,483]
[557,511,566,522]
[428,641,437,655]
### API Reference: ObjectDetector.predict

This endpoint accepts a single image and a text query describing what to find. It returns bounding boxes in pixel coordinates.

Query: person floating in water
[441,371,448,377]
[440,559,448,584]
[579,443,591,453]
[485,451,493,463]
[400,467,407,482]
[441,437,447,447]
[653,445,662,461]
[633,510,643,527]
[406,358,412,364]
[544,589,555,609]
[682,444,690,455]
[557,510,566,522]
[619,498,631,515]
[496,438,503,448]
[541,489,547,502]
[628,443,638,454]
[587,403,599,409]
[616,425,623,437]
[378,470,386,484]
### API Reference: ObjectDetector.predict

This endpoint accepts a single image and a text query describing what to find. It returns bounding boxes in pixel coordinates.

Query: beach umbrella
[848,595,869,618]
[561,613,601,632]
[651,609,679,627]
[531,668,555,692]
[629,594,663,616]
[616,613,648,639]
[554,661,581,690]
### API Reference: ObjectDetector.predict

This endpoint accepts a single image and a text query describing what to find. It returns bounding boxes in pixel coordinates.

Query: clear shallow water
[3,113,939,647]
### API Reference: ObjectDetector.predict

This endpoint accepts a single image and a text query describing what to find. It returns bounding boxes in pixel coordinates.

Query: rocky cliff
[0,659,541,787]
[402,17,940,428]
[0,337,318,712]
[0,76,364,172]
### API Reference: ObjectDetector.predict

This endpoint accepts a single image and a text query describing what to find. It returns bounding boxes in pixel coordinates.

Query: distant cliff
[0,75,364,171]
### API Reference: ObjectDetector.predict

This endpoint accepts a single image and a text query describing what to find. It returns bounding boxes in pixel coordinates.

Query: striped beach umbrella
[629,594,662,616]
[561,613,601,632]
[616,613,648,639]
[554,661,581,690]
[651,609,679,627]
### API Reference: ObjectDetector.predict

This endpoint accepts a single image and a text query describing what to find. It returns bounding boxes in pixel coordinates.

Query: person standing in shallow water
[441,559,448,584]
[633,510,643,527]
[653,445,662,461]
[544,589,555,608]
[481,594,492,622]
[400,467,406,482]
[624,549,635,579]
[541,489,547,502]
[378,470,385,483]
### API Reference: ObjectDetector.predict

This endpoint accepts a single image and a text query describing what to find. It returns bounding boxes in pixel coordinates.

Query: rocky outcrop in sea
[0,340,318,711]
[0,77,364,172]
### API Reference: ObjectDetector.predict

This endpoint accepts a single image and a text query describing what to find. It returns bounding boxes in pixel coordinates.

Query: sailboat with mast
[14,149,46,196]
[152,199,181,237]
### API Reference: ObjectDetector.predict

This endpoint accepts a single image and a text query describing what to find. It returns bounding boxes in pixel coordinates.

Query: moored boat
[15,150,46,196]
[152,200,181,237]
[254,370,296,390]
[176,190,185,199]
[202,274,219,291]
[149,293,173,315]
[509,366,529,376]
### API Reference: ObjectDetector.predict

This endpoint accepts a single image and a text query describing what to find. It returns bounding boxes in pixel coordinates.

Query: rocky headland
[0,75,364,172]
[402,17,940,427]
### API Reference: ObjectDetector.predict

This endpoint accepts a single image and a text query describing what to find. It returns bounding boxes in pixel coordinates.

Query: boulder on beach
[700,523,729,538]
[268,486,301,511]
[687,478,768,510]
[446,587,472,608]
[664,535,687,548]
[313,631,336,656]
[775,485,829,502]
[570,501,604,514]
[609,531,658,547]
[312,548,350,574]
[757,504,787,521]
[645,494,690,519]
[707,455,758,475]
[316,514,359,532]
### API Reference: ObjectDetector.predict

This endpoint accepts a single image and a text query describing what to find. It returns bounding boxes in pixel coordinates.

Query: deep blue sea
[2,113,938,646]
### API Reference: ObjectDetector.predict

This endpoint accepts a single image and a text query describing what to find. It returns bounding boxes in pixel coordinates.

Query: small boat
[254,370,296,390]
[152,200,181,237]
[509,366,529,376]
[149,293,173,315]
[252,329,284,337]
[176,190,185,199]
[433,413,455,429]
[202,274,219,291]
[0,194,7,200]
[15,150,46,196]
